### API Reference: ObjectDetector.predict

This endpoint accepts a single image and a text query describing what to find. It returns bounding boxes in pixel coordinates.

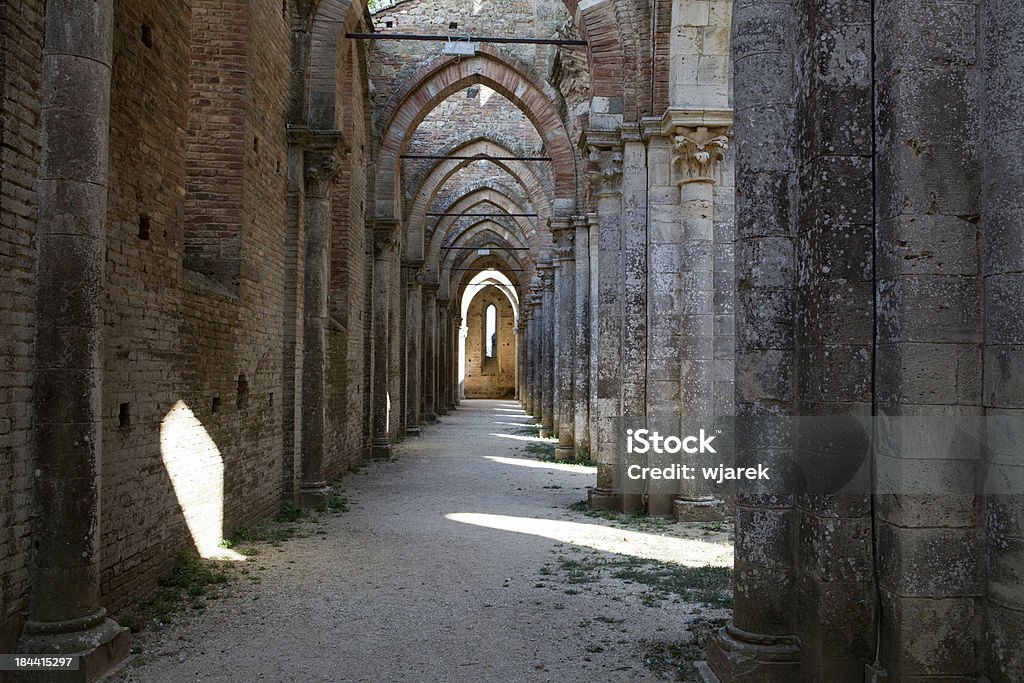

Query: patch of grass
[274,501,306,523]
[328,493,350,513]
[549,554,732,609]
[118,553,233,632]
[515,423,542,437]
[640,618,728,682]
[611,561,732,608]
[569,500,589,512]
[523,441,556,458]
[230,524,296,545]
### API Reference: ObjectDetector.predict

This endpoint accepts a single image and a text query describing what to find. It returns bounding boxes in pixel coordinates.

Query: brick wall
[98,0,293,614]
[0,0,44,655]
[463,286,516,398]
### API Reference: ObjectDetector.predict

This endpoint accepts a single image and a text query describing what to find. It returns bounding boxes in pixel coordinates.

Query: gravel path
[112,399,733,682]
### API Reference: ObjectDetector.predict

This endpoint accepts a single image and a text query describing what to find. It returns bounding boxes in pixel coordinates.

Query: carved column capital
[404,259,424,285]
[672,125,730,183]
[550,218,576,261]
[289,126,349,196]
[585,144,623,199]
[373,219,399,258]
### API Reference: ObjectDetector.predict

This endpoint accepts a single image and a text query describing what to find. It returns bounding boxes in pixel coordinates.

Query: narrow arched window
[485,304,497,358]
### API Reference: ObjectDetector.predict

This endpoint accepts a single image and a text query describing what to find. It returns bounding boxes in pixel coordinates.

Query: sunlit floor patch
[484,455,595,474]
[445,512,733,567]
[489,432,557,444]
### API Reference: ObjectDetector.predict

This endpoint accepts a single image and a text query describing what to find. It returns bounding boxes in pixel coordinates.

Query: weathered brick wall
[463,286,516,398]
[0,0,44,655]
[98,0,293,614]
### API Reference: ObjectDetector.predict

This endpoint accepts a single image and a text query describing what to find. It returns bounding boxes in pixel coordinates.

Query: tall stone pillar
[673,123,730,521]
[538,261,556,438]
[572,216,591,459]
[451,314,462,409]
[706,0,801,678]
[404,261,423,435]
[529,287,543,421]
[436,299,449,415]
[587,214,600,463]
[298,139,346,507]
[981,3,1024,680]
[422,284,438,422]
[20,0,132,675]
[552,221,576,460]
[370,221,398,458]
[584,134,625,510]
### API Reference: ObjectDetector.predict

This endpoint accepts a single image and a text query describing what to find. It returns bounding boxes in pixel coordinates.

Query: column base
[405,426,421,437]
[539,425,554,439]
[864,663,889,681]
[706,621,800,683]
[436,407,448,416]
[694,661,721,683]
[18,610,131,683]
[297,483,332,510]
[554,446,574,461]
[423,412,437,423]
[587,487,621,511]
[674,497,727,522]
[370,441,393,460]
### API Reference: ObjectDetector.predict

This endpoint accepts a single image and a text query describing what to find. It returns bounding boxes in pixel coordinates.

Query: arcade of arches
[1,0,1022,681]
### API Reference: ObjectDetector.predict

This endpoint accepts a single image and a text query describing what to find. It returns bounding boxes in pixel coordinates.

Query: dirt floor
[111,399,733,682]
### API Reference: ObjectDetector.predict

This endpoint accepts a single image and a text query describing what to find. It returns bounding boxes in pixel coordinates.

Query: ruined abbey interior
[1,0,1022,680]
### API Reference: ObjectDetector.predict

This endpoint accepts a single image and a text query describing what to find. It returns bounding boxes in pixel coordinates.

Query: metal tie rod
[401,154,551,161]
[429,212,538,217]
[442,246,531,250]
[346,33,587,47]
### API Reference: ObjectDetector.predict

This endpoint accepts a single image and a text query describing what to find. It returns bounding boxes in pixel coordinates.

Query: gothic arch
[374,49,580,221]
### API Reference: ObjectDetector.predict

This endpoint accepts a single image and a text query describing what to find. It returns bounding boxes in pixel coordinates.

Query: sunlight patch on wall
[160,400,244,560]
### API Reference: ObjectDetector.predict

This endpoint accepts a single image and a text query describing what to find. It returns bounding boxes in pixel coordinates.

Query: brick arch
[375,49,579,222]
[446,234,528,302]
[433,179,534,220]
[404,129,544,202]
[426,187,540,260]
[453,259,526,314]
[305,0,369,129]
[437,220,533,301]
[405,138,554,260]
[427,194,538,285]
[559,0,632,110]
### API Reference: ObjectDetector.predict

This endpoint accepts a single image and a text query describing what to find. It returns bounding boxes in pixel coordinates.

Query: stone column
[21,0,132,674]
[404,261,424,435]
[706,0,801,678]
[370,220,398,458]
[982,3,1024,680]
[552,221,576,460]
[672,124,730,521]
[422,284,438,422]
[529,287,543,422]
[436,299,449,415]
[587,214,600,463]
[584,134,625,510]
[573,215,591,459]
[451,314,462,409]
[538,261,556,438]
[299,142,345,507]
